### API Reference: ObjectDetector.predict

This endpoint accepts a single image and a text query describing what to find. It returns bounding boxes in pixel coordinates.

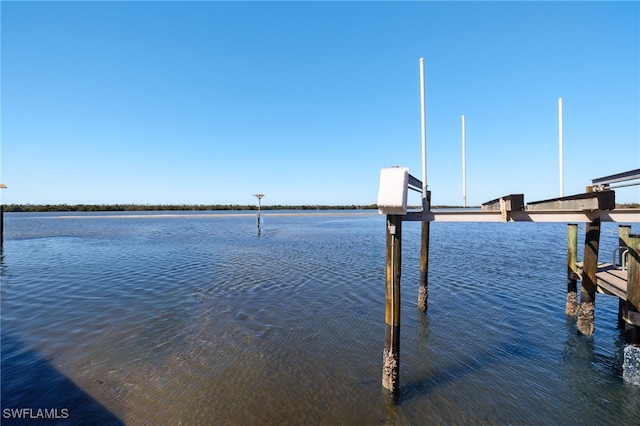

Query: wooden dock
[575,262,627,300]
[377,167,640,395]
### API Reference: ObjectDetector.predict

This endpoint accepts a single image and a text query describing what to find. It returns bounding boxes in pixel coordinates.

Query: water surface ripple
[2,212,639,424]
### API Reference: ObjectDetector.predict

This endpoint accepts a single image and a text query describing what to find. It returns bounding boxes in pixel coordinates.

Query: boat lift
[590,168,640,192]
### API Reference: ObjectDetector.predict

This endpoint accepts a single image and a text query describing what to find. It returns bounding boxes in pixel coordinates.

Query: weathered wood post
[619,225,632,256]
[623,234,640,384]
[417,191,431,310]
[618,225,632,327]
[566,223,579,315]
[382,214,402,396]
[577,218,600,335]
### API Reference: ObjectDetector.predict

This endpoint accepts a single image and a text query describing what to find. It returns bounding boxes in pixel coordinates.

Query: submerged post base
[577,301,595,335]
[565,291,578,316]
[623,345,640,385]
[382,348,399,393]
[417,280,428,311]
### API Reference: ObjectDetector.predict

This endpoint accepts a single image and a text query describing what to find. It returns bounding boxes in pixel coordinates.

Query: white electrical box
[377,167,409,215]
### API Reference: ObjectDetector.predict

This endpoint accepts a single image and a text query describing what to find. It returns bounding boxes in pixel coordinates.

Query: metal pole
[559,97,564,197]
[254,194,264,236]
[462,115,467,208]
[0,184,6,249]
[419,58,427,211]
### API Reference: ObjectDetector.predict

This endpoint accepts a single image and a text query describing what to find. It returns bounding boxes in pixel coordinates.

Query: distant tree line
[1,203,381,213]
[3,202,637,213]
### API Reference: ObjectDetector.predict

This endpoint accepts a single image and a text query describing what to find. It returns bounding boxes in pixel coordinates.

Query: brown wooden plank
[576,261,628,300]
[527,190,615,211]
[481,194,525,212]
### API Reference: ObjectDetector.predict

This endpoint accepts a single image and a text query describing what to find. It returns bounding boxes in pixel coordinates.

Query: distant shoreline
[3,203,637,213]
[1,203,475,213]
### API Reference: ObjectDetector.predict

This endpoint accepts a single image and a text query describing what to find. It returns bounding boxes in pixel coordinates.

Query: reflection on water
[1,212,639,424]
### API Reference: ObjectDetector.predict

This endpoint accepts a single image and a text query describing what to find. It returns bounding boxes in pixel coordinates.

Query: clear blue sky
[1,1,639,206]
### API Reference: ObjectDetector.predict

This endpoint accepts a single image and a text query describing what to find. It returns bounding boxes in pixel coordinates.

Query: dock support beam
[619,225,632,257]
[618,225,632,327]
[577,218,600,335]
[382,215,402,396]
[418,191,431,310]
[566,224,579,315]
[623,234,640,384]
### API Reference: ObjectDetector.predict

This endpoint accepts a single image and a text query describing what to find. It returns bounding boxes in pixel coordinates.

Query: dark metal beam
[592,168,640,185]
[408,174,422,193]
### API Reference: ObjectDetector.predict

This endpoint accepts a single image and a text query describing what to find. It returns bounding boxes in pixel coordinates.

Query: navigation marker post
[0,183,6,249]
[254,194,265,236]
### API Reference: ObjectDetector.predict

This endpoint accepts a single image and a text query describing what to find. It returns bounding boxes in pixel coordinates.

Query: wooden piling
[382,214,402,395]
[577,218,600,335]
[417,221,429,310]
[566,223,579,315]
[618,225,632,327]
[417,191,431,311]
[623,234,640,384]
[625,234,640,346]
[619,225,632,242]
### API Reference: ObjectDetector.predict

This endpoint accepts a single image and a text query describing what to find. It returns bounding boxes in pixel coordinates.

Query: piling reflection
[416,310,431,345]
[383,387,400,420]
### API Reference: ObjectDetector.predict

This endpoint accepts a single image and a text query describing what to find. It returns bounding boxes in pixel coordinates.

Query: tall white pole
[558,97,564,197]
[420,58,427,211]
[462,115,467,208]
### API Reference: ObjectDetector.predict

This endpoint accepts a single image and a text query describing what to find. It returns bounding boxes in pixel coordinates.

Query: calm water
[1,211,639,425]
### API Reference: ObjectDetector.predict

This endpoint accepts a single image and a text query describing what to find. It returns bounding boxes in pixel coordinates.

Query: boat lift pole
[559,97,564,197]
[420,58,427,211]
[417,59,431,312]
[462,114,467,208]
